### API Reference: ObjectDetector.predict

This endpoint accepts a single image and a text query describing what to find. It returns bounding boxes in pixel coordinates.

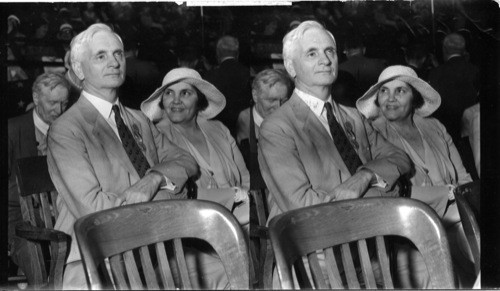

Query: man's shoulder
[260,98,296,131]
[50,99,87,132]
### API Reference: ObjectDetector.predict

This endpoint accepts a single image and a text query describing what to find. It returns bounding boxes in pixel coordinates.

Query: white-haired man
[47,23,198,289]
[258,20,412,287]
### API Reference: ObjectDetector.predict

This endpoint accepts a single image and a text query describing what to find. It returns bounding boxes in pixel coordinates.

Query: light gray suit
[258,93,411,221]
[47,95,198,264]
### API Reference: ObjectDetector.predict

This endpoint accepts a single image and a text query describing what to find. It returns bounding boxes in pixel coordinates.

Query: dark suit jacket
[8,111,38,240]
[339,55,387,94]
[203,58,252,137]
[428,56,480,143]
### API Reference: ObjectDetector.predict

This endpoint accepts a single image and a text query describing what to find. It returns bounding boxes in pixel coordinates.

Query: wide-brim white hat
[141,68,226,122]
[356,65,441,119]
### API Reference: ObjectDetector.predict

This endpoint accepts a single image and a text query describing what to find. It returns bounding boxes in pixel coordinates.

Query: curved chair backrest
[455,182,481,275]
[269,197,455,289]
[75,199,249,290]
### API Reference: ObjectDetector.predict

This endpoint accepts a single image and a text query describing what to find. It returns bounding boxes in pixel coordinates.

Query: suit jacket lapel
[78,96,141,182]
[291,94,351,176]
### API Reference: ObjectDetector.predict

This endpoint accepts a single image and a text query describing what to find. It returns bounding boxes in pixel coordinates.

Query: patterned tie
[112,105,150,178]
[324,102,363,175]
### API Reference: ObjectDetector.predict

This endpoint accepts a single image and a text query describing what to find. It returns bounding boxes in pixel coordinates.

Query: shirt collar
[252,107,264,127]
[33,109,49,135]
[295,88,333,117]
[82,90,119,120]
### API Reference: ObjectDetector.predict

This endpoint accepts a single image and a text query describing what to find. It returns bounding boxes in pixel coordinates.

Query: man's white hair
[282,20,336,64]
[70,23,123,66]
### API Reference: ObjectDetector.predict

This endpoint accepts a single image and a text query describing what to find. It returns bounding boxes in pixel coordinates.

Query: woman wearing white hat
[141,68,250,225]
[357,65,474,287]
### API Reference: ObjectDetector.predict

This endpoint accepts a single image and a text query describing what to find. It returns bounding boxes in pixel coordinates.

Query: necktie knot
[112,105,123,124]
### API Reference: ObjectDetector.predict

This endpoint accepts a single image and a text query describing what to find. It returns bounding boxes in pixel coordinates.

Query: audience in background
[428,32,480,179]
[204,35,252,138]
[461,103,480,177]
[339,34,387,95]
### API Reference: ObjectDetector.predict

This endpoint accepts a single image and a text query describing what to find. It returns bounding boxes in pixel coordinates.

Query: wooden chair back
[269,197,455,289]
[455,181,481,275]
[15,155,70,289]
[74,199,250,290]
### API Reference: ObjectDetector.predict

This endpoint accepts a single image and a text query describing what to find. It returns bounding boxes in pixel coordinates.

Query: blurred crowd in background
[4,0,499,118]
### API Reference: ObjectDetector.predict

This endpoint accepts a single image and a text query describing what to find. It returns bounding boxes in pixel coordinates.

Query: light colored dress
[371,114,472,217]
[156,116,250,220]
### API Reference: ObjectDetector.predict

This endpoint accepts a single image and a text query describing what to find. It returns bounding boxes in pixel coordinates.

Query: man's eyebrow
[304,47,317,54]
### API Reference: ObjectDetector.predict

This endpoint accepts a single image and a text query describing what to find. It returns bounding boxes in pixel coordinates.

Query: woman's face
[377,79,414,122]
[162,81,199,124]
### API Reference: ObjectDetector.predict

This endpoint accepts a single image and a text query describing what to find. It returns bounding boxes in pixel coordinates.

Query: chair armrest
[15,222,70,243]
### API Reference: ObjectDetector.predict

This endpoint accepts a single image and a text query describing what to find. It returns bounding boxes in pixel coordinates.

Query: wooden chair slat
[173,238,193,289]
[375,236,393,288]
[324,246,343,288]
[357,239,377,288]
[50,191,59,220]
[341,243,361,289]
[123,250,143,290]
[155,242,176,289]
[307,251,328,289]
[40,193,53,229]
[139,246,159,290]
[293,259,312,289]
[27,195,38,226]
[109,254,129,290]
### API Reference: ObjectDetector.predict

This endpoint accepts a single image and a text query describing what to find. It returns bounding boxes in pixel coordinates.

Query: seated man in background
[236,68,293,190]
[8,72,70,286]
[47,23,199,289]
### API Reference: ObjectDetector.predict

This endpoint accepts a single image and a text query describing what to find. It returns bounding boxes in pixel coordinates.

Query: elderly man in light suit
[258,20,411,222]
[47,23,198,289]
[258,19,412,288]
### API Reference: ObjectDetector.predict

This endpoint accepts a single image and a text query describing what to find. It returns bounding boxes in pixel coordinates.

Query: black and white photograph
[1,0,499,289]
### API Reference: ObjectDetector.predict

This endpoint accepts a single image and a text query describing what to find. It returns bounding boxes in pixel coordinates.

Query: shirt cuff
[372,173,388,188]
[147,169,177,191]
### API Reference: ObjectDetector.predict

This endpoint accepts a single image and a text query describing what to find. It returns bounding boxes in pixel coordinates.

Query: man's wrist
[147,169,177,191]
[146,169,165,186]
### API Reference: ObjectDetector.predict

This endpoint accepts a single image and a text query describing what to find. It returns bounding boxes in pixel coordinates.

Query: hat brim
[356,75,441,119]
[141,77,226,122]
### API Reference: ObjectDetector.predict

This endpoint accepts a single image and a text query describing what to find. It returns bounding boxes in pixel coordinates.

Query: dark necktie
[112,105,150,178]
[324,102,363,175]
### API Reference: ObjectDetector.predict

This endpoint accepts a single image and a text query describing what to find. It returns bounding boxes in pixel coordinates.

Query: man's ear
[284,59,296,79]
[72,62,85,81]
[32,92,39,106]
[252,89,258,104]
